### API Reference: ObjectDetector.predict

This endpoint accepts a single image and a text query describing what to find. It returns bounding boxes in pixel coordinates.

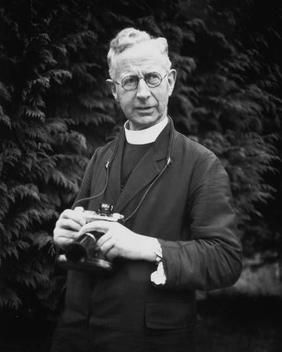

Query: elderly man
[51,28,242,352]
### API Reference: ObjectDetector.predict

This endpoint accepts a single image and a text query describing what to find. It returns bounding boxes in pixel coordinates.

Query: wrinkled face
[109,43,176,130]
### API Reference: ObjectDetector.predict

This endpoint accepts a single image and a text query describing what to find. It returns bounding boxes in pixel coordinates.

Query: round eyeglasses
[112,72,168,91]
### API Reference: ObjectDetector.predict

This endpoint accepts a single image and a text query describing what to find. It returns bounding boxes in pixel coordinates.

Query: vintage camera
[59,204,124,274]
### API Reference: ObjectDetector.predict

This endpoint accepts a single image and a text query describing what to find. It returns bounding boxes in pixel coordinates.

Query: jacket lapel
[106,132,124,206]
[114,122,170,214]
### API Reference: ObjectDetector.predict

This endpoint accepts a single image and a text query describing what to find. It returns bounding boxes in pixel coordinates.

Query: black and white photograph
[0,1,281,351]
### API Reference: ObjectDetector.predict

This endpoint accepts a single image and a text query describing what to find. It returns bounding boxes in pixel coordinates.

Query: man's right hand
[53,207,86,248]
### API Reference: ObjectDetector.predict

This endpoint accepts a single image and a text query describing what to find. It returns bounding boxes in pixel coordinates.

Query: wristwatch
[151,241,166,285]
[154,241,163,264]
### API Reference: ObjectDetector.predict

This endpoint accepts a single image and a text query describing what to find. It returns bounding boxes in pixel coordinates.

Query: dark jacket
[52,119,242,352]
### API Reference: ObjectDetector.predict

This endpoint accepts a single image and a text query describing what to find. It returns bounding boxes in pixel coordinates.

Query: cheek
[118,93,134,111]
[154,91,169,109]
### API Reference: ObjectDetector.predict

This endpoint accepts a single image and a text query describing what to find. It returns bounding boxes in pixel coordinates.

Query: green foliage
[0,0,281,313]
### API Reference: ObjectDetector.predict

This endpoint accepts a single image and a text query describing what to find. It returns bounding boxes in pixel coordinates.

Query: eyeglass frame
[107,71,171,91]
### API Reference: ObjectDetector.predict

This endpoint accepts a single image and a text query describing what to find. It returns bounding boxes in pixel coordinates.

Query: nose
[136,78,151,99]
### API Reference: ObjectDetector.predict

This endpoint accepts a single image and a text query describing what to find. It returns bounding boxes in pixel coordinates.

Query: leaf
[0,106,11,128]
[49,69,72,84]
[23,106,45,120]
[0,82,11,101]
[10,184,41,202]
[0,287,22,309]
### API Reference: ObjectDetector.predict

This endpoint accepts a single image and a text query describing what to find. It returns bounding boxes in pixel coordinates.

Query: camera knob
[98,203,114,215]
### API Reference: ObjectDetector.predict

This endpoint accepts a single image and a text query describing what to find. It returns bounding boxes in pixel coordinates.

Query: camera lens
[65,242,87,262]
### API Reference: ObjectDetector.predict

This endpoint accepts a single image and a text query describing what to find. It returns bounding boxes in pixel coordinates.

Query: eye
[121,75,138,89]
[145,72,161,86]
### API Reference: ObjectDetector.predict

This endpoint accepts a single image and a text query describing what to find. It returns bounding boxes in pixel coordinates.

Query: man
[51,28,242,352]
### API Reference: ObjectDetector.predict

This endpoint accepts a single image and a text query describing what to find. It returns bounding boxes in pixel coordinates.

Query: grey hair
[107,27,171,78]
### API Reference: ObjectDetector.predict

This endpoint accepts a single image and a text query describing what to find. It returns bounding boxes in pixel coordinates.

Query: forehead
[112,42,168,78]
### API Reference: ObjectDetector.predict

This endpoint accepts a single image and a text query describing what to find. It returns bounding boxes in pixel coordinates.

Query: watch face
[155,253,163,263]
[154,242,163,263]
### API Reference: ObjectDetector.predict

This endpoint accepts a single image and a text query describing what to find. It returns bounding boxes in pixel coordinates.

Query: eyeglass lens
[122,72,163,90]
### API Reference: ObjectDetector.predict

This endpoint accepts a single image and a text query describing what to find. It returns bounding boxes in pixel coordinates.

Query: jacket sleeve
[158,153,243,290]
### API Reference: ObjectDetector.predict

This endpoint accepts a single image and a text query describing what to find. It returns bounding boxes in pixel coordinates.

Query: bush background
[0,0,281,328]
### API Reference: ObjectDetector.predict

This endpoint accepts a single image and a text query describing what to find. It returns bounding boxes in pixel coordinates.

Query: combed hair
[107,27,171,78]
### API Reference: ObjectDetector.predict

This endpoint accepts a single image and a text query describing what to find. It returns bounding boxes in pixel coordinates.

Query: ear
[106,79,118,101]
[167,69,177,97]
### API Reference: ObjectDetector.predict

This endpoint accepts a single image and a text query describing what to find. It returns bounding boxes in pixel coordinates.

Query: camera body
[60,204,124,273]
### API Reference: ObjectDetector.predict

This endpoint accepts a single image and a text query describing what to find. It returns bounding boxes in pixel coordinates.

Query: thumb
[74,206,84,212]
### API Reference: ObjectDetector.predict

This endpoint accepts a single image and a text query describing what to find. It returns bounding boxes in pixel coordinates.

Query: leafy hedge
[0,0,281,312]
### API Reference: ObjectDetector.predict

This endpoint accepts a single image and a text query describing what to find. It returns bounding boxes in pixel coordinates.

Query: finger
[74,206,84,212]
[60,209,86,226]
[99,238,115,256]
[78,220,112,236]
[96,232,112,248]
[53,232,78,247]
[56,218,82,232]
[54,237,73,247]
[54,229,81,241]
[105,247,118,261]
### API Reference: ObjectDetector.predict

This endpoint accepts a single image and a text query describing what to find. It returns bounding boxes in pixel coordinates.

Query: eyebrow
[120,70,161,78]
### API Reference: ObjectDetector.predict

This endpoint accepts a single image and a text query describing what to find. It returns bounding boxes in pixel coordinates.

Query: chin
[130,114,163,130]
[133,118,158,130]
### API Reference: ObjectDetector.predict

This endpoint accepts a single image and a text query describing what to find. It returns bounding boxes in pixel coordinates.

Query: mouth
[135,106,154,111]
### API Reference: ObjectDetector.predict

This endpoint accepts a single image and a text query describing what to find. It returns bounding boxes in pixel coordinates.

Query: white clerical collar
[124,116,168,145]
